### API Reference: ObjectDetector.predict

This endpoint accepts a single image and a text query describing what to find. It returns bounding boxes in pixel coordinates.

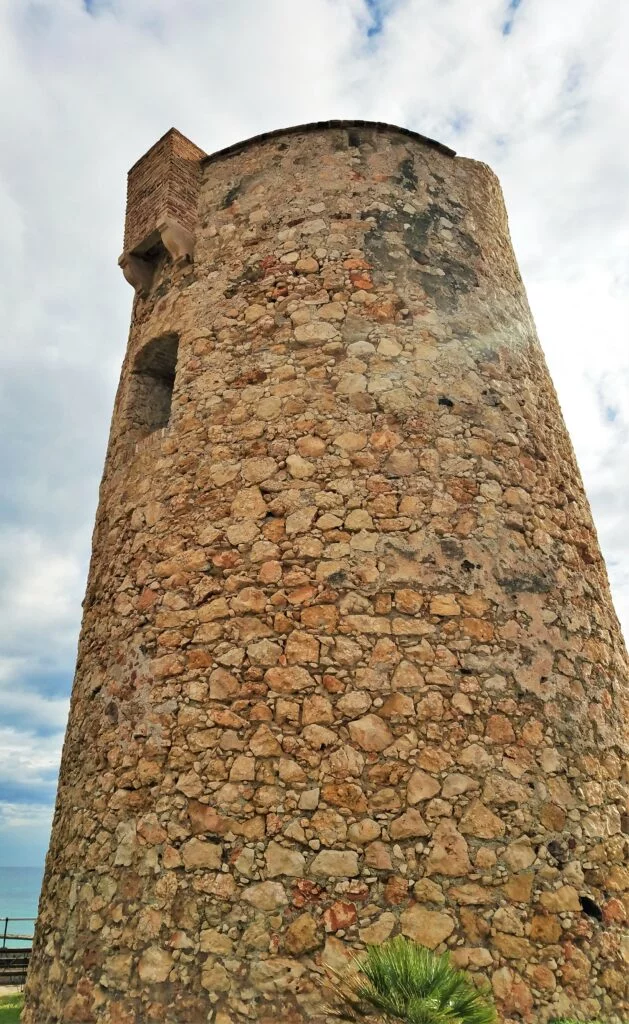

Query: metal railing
[0,918,35,986]
[2,917,36,948]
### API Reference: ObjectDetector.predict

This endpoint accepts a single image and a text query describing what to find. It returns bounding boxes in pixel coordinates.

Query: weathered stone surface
[310,851,359,877]
[407,770,440,804]
[347,818,381,844]
[242,882,287,911]
[365,841,393,870]
[265,841,306,878]
[426,822,471,876]
[201,960,230,992]
[284,913,320,954]
[530,914,562,943]
[459,800,505,839]
[249,724,283,756]
[348,714,393,751]
[137,947,172,983]
[25,122,629,1024]
[502,841,536,871]
[359,912,396,944]
[390,809,430,839]
[538,885,581,912]
[181,838,223,870]
[200,928,233,955]
[400,906,456,948]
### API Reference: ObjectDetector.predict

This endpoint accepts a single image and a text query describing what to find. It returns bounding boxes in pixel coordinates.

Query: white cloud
[0,0,628,862]
[0,528,85,682]
[0,726,63,789]
[0,801,54,833]
[0,800,54,868]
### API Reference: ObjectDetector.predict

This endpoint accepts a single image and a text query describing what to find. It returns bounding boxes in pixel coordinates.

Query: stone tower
[24,122,628,1024]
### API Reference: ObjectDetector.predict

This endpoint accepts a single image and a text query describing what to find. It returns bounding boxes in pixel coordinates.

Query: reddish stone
[384,876,409,905]
[321,783,367,813]
[211,551,241,568]
[540,802,566,830]
[369,298,399,321]
[188,801,231,835]
[322,674,345,693]
[323,901,358,932]
[602,897,627,923]
[291,879,324,907]
[350,272,374,290]
[343,258,370,270]
[137,588,159,611]
[485,714,516,744]
[109,1003,137,1024]
[265,813,283,835]
[186,649,213,669]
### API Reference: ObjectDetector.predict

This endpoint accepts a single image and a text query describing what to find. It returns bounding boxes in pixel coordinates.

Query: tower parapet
[25,122,628,1024]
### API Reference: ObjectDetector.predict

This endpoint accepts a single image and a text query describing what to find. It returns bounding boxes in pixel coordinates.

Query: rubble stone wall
[25,124,629,1024]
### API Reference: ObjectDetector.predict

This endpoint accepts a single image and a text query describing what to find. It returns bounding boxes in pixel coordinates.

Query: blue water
[0,867,43,947]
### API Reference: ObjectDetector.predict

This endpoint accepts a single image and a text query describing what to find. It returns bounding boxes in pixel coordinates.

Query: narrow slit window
[128,334,178,436]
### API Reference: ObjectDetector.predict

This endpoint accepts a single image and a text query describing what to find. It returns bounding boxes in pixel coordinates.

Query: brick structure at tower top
[123,128,207,254]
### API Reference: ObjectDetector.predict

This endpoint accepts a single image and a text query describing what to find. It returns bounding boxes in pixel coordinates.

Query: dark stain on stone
[419,256,478,311]
[105,701,119,724]
[232,369,267,388]
[441,539,464,559]
[362,202,479,311]
[547,839,567,867]
[455,230,482,258]
[438,396,454,407]
[328,571,347,587]
[221,181,243,209]
[397,157,418,191]
[224,264,265,297]
[499,575,552,594]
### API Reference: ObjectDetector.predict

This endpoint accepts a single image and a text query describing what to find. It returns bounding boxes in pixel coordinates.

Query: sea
[0,867,43,947]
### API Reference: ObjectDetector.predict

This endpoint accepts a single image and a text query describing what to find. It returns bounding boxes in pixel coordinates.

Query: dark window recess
[128,334,178,436]
[579,895,603,920]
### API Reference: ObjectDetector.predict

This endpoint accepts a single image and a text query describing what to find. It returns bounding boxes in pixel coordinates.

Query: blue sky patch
[449,110,472,135]
[364,0,388,38]
[502,0,523,36]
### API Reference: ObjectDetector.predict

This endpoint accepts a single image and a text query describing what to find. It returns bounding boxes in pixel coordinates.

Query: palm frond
[327,936,496,1024]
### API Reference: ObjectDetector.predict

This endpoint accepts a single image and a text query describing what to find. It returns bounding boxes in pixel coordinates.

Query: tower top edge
[201,120,457,165]
[127,120,456,176]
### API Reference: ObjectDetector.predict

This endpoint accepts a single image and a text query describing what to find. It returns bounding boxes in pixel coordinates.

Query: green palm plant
[328,935,496,1024]
[550,1020,628,1024]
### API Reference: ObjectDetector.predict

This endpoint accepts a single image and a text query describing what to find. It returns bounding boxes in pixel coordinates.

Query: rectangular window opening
[127,333,178,436]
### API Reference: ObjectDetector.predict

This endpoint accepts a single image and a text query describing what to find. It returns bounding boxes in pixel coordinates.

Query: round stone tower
[25,122,628,1024]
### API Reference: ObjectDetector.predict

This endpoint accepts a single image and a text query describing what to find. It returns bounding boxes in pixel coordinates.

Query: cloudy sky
[1,0,628,867]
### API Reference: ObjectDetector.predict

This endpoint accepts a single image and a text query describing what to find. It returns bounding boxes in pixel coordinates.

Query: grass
[0,994,23,1024]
